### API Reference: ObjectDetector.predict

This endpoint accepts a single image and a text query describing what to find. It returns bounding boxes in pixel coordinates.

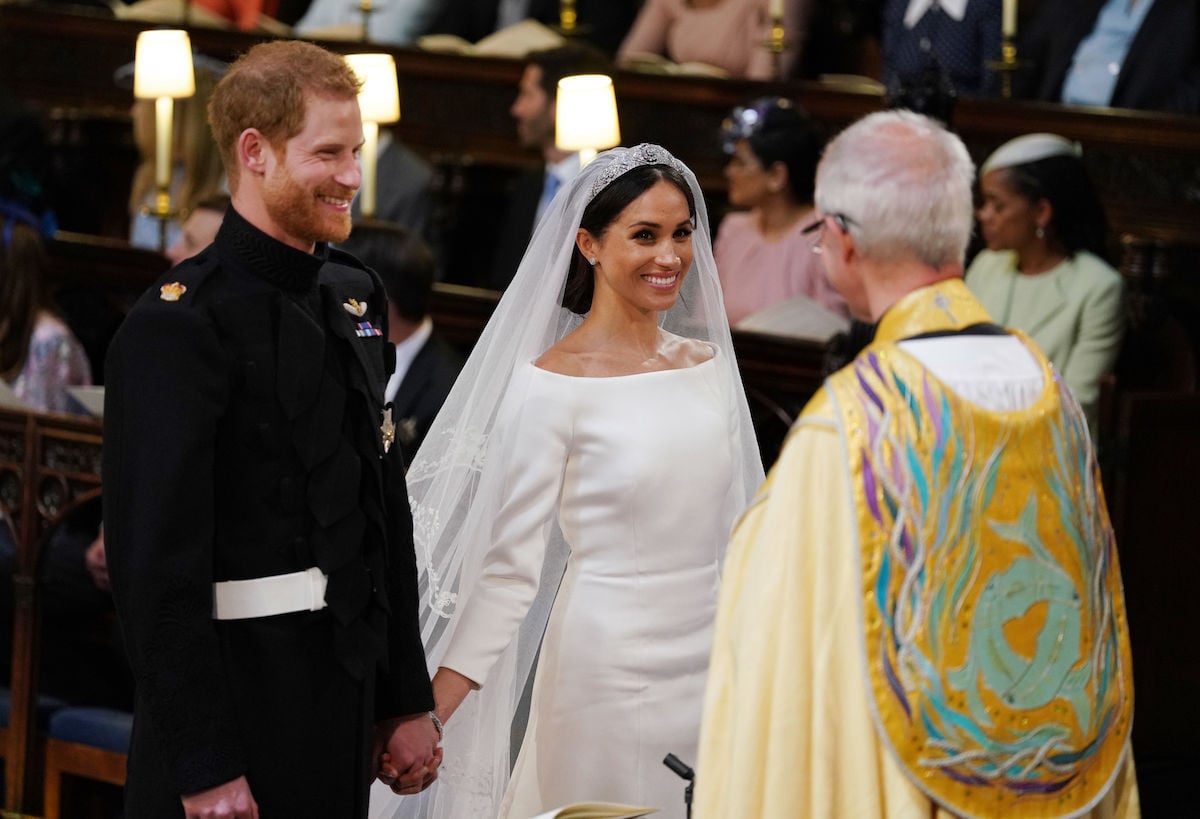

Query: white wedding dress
[437,356,738,819]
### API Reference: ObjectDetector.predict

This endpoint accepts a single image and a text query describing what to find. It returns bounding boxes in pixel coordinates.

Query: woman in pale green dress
[966,133,1123,433]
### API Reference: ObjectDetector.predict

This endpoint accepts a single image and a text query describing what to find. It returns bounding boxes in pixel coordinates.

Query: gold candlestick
[987,37,1028,99]
[142,187,180,253]
[554,0,589,38]
[763,15,788,82]
[359,0,375,41]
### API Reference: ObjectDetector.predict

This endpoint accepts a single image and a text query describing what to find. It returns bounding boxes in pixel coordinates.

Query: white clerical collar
[904,0,967,28]
[386,317,433,403]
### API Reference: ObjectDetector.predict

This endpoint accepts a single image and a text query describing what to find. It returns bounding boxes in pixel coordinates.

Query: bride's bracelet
[429,711,444,741]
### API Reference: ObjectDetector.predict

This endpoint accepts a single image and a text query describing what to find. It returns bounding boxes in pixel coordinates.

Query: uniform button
[920,37,932,52]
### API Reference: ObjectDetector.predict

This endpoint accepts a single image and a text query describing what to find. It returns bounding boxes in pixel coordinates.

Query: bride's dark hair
[562,163,696,315]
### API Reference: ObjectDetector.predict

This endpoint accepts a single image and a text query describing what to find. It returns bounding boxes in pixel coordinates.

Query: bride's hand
[431,666,478,724]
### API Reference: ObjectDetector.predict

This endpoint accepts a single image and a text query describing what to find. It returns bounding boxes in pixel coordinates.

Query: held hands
[374,712,441,795]
[180,775,259,819]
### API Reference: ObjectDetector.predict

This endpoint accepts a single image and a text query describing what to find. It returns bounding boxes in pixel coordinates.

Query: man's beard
[263,164,353,246]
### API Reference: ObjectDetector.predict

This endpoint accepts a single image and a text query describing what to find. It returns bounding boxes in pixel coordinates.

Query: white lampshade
[346,53,401,124]
[555,74,621,153]
[133,30,195,100]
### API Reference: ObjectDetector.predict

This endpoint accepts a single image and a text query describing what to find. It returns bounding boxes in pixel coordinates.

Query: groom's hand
[180,775,259,818]
[374,714,441,794]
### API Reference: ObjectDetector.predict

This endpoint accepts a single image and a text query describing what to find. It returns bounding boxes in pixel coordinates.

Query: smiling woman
[378,144,764,819]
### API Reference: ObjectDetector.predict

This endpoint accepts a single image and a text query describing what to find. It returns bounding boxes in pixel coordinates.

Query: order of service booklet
[528,803,658,819]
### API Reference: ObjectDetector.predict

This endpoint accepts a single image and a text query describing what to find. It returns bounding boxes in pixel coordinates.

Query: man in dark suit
[340,221,464,466]
[103,40,439,819]
[487,42,612,291]
[1018,0,1200,113]
[352,130,435,241]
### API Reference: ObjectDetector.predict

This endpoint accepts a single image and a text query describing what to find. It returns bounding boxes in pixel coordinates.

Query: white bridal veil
[373,144,764,818]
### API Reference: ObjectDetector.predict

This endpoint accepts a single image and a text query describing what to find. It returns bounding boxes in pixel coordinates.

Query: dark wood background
[1,4,1198,815]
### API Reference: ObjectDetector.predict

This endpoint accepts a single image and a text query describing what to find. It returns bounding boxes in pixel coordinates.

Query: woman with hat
[967,132,1124,433]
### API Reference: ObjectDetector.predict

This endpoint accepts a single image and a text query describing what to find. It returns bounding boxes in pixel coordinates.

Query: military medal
[380,406,395,454]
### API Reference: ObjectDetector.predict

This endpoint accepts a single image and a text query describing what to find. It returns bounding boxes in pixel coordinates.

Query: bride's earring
[589,257,597,266]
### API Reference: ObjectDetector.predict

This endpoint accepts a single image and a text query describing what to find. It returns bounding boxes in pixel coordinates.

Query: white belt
[212,567,328,620]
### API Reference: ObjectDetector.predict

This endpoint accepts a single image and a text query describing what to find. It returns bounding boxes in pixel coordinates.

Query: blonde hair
[128,64,225,218]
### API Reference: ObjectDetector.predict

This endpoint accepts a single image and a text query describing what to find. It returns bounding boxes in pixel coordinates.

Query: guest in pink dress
[618,0,812,80]
[713,97,848,329]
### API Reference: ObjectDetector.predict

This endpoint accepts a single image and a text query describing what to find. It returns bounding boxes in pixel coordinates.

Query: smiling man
[103,41,438,819]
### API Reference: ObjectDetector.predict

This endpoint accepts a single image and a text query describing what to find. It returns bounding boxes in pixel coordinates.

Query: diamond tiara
[588,143,685,200]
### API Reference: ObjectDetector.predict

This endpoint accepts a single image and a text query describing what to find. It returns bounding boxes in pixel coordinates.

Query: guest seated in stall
[966,132,1124,434]
[425,0,642,56]
[337,220,463,466]
[714,97,848,338]
[124,54,227,252]
[618,0,813,79]
[881,0,1003,97]
[350,129,436,248]
[1,205,92,416]
[294,0,437,45]
[165,193,229,266]
[1017,0,1200,113]
[484,42,613,291]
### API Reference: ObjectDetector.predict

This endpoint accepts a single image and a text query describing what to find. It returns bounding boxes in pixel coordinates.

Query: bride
[372,144,763,818]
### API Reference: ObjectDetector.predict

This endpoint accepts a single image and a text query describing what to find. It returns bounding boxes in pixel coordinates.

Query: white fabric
[736,294,850,341]
[211,567,328,620]
[369,144,764,819]
[903,0,967,29]
[441,358,735,817]
[980,132,1082,175]
[898,335,1045,411]
[385,316,433,404]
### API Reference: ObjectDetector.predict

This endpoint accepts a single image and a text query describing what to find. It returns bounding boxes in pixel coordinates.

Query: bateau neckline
[531,346,718,381]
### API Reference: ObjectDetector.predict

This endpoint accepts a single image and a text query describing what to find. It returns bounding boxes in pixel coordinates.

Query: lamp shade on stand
[555,74,620,167]
[134,29,195,250]
[346,53,400,219]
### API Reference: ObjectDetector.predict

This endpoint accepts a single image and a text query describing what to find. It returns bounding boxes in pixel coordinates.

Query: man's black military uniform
[103,207,434,817]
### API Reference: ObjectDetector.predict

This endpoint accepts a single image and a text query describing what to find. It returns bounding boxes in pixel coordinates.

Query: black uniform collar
[215,205,328,294]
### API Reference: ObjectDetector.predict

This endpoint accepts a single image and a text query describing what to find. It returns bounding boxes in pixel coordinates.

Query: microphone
[662,753,695,818]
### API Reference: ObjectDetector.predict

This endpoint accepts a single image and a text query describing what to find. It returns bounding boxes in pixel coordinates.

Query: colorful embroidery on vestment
[829,281,1133,817]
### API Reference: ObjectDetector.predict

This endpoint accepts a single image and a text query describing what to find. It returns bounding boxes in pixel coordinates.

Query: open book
[618,52,730,79]
[736,294,851,342]
[68,386,105,418]
[528,803,658,819]
[0,379,25,410]
[417,19,566,59]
